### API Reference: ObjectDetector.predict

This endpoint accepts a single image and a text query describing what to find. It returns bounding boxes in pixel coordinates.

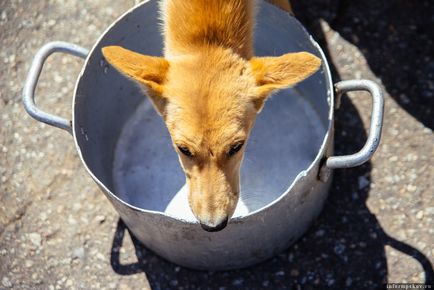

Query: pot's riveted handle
[326,79,384,169]
[22,41,89,135]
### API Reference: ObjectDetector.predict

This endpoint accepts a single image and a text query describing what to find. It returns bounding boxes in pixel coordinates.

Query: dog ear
[249,52,321,111]
[102,46,170,115]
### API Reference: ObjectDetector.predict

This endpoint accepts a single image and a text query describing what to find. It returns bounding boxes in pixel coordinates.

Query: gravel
[1,0,433,289]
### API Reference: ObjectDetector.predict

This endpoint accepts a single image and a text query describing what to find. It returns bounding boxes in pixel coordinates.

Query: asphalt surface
[0,0,433,289]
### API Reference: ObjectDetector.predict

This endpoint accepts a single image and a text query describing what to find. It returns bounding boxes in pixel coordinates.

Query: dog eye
[228,142,244,157]
[177,146,193,157]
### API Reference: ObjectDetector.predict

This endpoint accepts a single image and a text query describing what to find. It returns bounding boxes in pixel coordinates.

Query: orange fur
[265,0,293,13]
[162,0,254,58]
[250,52,322,110]
[102,0,321,230]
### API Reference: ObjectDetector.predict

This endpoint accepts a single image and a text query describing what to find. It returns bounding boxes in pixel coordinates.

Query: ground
[0,0,433,289]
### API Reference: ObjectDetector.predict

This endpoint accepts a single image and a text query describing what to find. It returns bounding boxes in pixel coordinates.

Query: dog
[102,0,320,232]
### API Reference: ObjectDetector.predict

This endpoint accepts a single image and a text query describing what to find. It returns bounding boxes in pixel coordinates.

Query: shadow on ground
[293,0,434,130]
[109,1,433,289]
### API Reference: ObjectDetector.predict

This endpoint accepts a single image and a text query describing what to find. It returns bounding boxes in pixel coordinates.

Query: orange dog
[102,0,320,231]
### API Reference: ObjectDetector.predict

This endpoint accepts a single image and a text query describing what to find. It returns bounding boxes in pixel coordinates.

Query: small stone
[425,207,434,215]
[352,191,359,200]
[315,229,325,237]
[385,175,401,184]
[399,94,410,104]
[1,11,7,22]
[423,127,432,134]
[54,74,63,83]
[95,215,106,224]
[73,247,85,260]
[419,272,425,281]
[2,277,12,288]
[232,278,244,286]
[40,212,48,221]
[406,153,418,161]
[119,285,132,290]
[334,243,346,255]
[28,233,42,247]
[389,156,398,162]
[416,210,424,220]
[25,260,34,268]
[57,206,64,213]
[290,269,300,277]
[407,184,417,192]
[68,216,77,225]
[345,277,353,286]
[262,280,270,287]
[65,279,73,287]
[96,252,105,261]
[72,203,81,211]
[375,261,382,269]
[417,242,427,250]
[358,176,369,189]
[389,128,399,136]
[275,270,285,276]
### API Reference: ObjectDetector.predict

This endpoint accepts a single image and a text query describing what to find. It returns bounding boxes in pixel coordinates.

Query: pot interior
[74,0,332,220]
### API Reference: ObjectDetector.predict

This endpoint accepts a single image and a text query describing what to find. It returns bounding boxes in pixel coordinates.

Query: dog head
[102,46,320,231]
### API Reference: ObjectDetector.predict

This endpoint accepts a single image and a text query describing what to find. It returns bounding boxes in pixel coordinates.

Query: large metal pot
[23,0,384,270]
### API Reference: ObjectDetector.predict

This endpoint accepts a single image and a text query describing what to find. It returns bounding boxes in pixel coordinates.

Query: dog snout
[200,216,228,232]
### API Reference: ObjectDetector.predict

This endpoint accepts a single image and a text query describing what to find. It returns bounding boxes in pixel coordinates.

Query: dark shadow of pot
[109,91,432,289]
[293,0,434,130]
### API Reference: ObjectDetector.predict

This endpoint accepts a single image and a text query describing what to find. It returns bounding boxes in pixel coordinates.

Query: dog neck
[161,0,255,59]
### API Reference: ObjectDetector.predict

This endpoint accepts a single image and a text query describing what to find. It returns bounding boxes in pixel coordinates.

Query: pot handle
[326,79,384,169]
[22,41,89,135]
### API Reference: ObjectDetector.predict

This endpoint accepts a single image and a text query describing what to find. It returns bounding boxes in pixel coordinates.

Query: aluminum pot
[23,0,384,270]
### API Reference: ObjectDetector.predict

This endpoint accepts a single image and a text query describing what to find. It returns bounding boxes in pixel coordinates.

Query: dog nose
[200,217,228,232]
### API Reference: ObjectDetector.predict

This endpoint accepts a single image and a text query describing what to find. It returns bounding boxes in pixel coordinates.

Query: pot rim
[71,0,335,223]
